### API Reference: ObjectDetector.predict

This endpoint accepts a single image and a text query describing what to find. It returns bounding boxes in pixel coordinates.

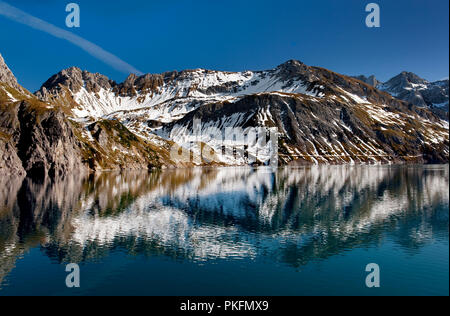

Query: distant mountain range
[353,72,449,119]
[1,53,448,177]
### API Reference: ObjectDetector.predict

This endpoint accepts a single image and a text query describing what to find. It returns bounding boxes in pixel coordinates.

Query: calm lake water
[0,165,448,296]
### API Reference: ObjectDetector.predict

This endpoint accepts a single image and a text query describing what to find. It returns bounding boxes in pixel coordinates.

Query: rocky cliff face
[0,136,24,176]
[16,102,87,177]
[0,57,28,176]
[0,99,25,176]
[0,98,87,177]
[0,54,24,94]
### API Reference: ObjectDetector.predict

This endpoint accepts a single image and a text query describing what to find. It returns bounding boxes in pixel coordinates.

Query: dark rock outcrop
[0,138,25,176]
[16,102,86,177]
[1,100,87,177]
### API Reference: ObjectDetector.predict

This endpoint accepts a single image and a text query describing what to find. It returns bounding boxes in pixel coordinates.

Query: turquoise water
[0,165,448,296]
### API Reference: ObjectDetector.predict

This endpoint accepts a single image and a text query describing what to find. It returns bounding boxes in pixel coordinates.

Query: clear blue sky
[0,0,448,91]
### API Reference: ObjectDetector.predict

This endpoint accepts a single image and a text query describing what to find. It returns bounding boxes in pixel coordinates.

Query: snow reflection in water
[0,165,448,276]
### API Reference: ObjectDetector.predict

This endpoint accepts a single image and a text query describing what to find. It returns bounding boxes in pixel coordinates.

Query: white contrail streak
[0,1,144,75]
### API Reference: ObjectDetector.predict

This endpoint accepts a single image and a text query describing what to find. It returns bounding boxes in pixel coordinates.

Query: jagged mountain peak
[0,53,24,92]
[34,59,403,119]
[36,67,116,100]
[354,72,430,89]
[389,71,429,85]
[124,73,139,83]
[36,59,314,97]
[373,71,449,115]
[32,59,448,123]
[275,59,309,77]
[277,59,305,68]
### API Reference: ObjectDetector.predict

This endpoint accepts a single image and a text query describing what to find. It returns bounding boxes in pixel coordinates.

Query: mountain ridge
[1,54,449,177]
[34,58,448,166]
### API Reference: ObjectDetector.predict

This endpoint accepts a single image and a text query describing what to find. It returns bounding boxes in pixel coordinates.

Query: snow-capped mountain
[36,60,328,120]
[1,52,449,177]
[353,72,449,113]
[34,60,449,166]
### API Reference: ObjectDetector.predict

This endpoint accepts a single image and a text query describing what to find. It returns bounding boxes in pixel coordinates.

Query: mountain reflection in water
[0,165,448,289]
